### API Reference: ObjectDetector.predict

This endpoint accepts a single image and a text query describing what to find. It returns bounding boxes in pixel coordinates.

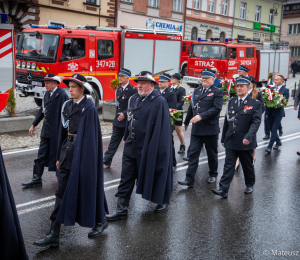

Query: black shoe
[22,164,44,188]
[173,166,177,172]
[207,177,216,184]
[33,221,61,248]
[154,204,168,213]
[106,197,129,221]
[265,148,271,153]
[182,157,189,161]
[244,186,253,194]
[88,219,108,238]
[297,151,300,156]
[103,160,111,167]
[273,143,282,149]
[178,180,194,187]
[263,135,270,140]
[279,129,283,137]
[212,189,228,198]
[178,144,185,154]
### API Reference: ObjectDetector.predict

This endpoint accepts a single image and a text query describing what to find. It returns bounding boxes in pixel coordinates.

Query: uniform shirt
[238,94,248,106]
[49,87,58,97]
[121,83,129,91]
[171,85,178,90]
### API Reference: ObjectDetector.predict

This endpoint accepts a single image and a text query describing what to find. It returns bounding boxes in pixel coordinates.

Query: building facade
[281,0,300,60]
[184,0,235,41]
[232,0,285,42]
[116,0,186,34]
[0,0,116,34]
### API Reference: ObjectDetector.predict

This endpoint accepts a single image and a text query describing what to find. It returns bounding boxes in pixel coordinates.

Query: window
[173,0,182,12]
[121,0,132,2]
[269,9,274,24]
[182,43,186,52]
[240,2,247,19]
[288,24,300,34]
[62,38,85,61]
[97,40,113,60]
[291,47,300,56]
[194,0,200,10]
[246,48,254,58]
[255,6,261,22]
[191,27,198,40]
[86,0,96,3]
[285,6,289,10]
[293,5,297,10]
[191,44,227,59]
[208,0,215,13]
[222,0,228,15]
[298,5,300,9]
[148,0,157,7]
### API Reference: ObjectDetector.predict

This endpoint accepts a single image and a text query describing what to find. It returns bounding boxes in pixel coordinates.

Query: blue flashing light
[30,24,62,29]
[225,38,229,43]
[198,37,201,41]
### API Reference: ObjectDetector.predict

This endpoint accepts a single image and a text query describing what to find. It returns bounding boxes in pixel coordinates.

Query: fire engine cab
[15,25,182,107]
[184,38,290,87]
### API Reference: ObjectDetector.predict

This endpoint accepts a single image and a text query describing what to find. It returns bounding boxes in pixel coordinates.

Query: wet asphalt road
[3,107,300,260]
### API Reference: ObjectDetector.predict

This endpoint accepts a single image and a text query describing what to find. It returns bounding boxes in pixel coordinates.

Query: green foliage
[5,88,16,116]
[170,109,182,125]
[110,78,120,91]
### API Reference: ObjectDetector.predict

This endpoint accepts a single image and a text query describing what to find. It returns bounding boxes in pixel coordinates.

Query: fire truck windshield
[191,44,227,59]
[16,32,60,62]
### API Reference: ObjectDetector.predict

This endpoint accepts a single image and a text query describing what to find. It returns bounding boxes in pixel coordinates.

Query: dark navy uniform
[51,96,87,220]
[170,86,186,126]
[103,84,138,166]
[218,94,262,194]
[180,84,223,184]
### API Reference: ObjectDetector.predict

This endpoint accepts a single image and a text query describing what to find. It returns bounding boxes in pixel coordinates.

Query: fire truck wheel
[34,98,42,107]
[182,65,187,77]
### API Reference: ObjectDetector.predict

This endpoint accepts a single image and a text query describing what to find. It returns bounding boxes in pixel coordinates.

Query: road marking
[104,179,121,185]
[16,195,56,209]
[18,201,55,215]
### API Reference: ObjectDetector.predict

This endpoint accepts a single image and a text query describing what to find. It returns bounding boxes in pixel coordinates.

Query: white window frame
[194,0,200,10]
[173,0,182,12]
[240,2,247,19]
[85,0,100,4]
[269,8,274,24]
[288,23,300,35]
[48,19,66,26]
[121,0,132,3]
[222,0,228,15]
[148,0,158,7]
[255,5,261,22]
[208,0,215,13]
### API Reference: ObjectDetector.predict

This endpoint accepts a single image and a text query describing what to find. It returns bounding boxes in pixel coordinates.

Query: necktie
[239,99,243,107]
[201,88,206,95]
[72,102,77,110]
[275,86,278,91]
[137,96,144,106]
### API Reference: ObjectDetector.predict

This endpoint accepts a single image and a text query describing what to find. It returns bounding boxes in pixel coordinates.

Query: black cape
[56,99,108,228]
[124,92,173,205]
[0,146,28,260]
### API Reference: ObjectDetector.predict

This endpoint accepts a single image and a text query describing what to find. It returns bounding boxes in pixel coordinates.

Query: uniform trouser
[185,134,218,183]
[50,167,70,221]
[34,137,50,166]
[293,70,297,77]
[103,126,125,164]
[116,154,138,200]
[219,149,255,192]
[264,113,282,135]
[267,115,282,149]
[172,133,177,167]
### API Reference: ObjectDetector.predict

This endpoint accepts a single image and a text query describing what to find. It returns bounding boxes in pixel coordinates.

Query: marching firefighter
[103,68,138,167]
[158,73,177,171]
[106,71,173,220]
[0,146,28,260]
[22,73,69,188]
[34,74,108,248]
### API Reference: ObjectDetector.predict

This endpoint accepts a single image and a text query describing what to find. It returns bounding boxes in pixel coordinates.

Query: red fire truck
[0,24,15,113]
[15,25,182,107]
[180,40,197,77]
[184,38,290,87]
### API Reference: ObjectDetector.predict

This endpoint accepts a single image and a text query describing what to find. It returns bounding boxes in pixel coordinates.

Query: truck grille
[16,72,44,84]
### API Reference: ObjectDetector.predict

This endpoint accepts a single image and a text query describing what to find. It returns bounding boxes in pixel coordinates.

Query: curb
[0,115,35,134]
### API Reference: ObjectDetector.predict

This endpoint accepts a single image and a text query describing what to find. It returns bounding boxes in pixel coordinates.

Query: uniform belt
[68,133,77,142]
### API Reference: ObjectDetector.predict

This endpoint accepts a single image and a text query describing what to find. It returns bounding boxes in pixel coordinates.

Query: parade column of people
[213,76,262,198]
[22,74,69,188]
[34,74,108,248]
[178,68,223,187]
[103,68,138,167]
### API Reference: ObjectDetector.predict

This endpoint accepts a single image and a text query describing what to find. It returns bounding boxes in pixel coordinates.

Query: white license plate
[31,81,42,86]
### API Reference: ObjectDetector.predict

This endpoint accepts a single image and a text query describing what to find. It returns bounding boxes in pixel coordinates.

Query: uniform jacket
[249,90,265,114]
[56,98,108,228]
[32,88,69,171]
[114,84,138,128]
[161,87,177,109]
[124,91,173,205]
[292,62,298,72]
[0,146,28,260]
[170,86,186,110]
[184,85,223,136]
[265,85,289,117]
[221,95,262,150]
[213,78,222,88]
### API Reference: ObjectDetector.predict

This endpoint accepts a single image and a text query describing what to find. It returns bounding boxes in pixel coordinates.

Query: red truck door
[244,47,257,78]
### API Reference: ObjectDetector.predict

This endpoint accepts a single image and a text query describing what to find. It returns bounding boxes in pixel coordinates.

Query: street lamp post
[270,4,279,41]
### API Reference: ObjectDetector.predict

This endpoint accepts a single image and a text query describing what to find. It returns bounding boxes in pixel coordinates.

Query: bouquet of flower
[268,72,273,80]
[110,78,120,91]
[260,86,288,108]
[182,91,193,104]
[220,78,237,97]
[170,109,183,125]
[223,94,231,105]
